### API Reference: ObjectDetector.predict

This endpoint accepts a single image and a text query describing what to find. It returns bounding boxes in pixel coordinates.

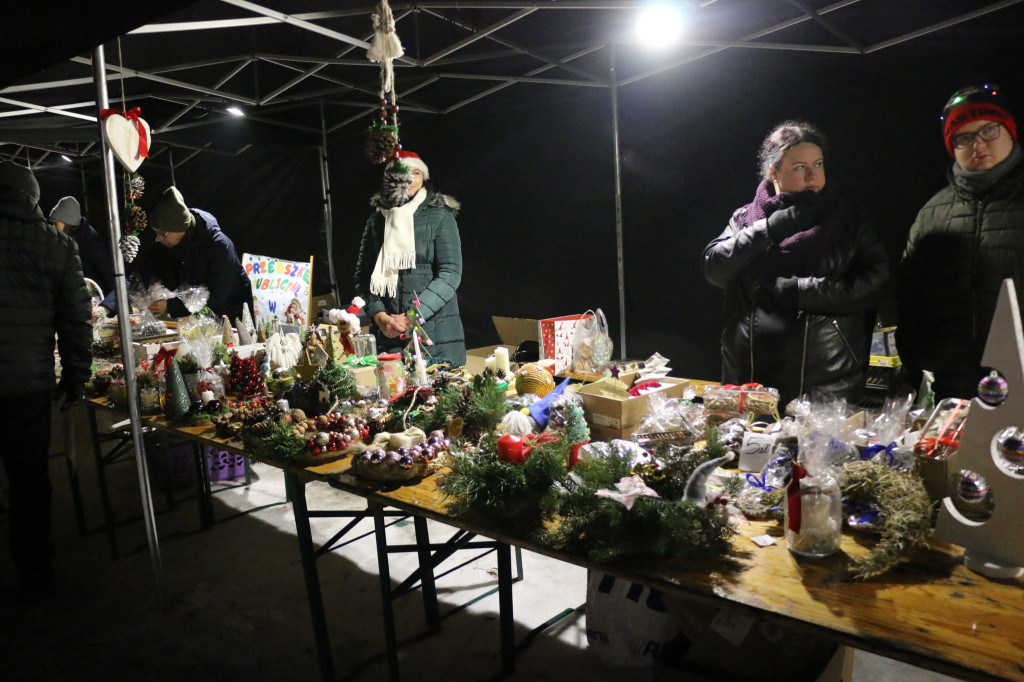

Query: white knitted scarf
[370,187,426,297]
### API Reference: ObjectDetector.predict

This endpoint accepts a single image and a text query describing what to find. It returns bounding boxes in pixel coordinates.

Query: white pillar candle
[494,346,510,374]
[201,390,215,403]
[485,356,496,372]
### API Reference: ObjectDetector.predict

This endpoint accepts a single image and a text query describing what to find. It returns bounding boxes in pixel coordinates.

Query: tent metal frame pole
[92,44,164,606]
[319,102,340,306]
[609,43,626,359]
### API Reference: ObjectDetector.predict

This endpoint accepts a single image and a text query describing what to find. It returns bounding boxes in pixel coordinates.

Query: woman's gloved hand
[766,198,820,243]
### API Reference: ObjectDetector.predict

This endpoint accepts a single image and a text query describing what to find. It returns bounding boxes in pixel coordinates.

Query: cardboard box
[915,449,959,504]
[579,377,689,430]
[351,365,377,388]
[588,423,640,442]
[311,292,335,320]
[465,316,542,374]
[133,339,181,369]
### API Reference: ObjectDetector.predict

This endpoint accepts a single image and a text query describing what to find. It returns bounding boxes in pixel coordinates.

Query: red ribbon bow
[152,346,178,374]
[100,107,149,159]
[627,380,662,397]
[720,383,763,413]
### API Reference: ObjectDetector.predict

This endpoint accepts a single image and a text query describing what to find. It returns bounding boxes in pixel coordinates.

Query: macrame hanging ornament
[365,0,405,167]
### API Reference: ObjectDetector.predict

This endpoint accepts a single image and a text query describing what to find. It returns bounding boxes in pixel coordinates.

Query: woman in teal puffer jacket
[354,151,466,366]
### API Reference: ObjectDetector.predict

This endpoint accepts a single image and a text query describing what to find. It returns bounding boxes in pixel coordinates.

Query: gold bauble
[514,363,556,398]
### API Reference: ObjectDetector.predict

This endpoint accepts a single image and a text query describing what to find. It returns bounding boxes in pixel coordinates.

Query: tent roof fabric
[4,0,1024,169]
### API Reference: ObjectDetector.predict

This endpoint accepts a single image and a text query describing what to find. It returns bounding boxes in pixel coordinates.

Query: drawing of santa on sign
[284,297,305,326]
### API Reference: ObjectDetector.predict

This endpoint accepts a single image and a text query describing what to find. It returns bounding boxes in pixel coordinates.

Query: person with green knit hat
[128,185,252,321]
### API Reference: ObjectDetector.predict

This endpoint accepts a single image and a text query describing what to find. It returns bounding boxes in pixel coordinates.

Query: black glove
[54,378,85,412]
[766,202,820,243]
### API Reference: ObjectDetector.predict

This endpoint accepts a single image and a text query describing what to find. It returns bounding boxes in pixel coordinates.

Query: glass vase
[784,471,842,558]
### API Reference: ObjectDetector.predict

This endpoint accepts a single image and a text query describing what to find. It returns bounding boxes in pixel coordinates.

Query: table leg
[284,472,336,682]
[371,503,401,682]
[191,442,214,528]
[413,516,441,630]
[497,542,516,673]
[87,404,119,559]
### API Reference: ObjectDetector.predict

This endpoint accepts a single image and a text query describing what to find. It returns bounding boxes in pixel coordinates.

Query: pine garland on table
[840,460,933,581]
[437,433,569,533]
[459,372,509,442]
[540,441,736,563]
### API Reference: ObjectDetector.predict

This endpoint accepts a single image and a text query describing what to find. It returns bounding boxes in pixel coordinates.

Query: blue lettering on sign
[267,300,277,313]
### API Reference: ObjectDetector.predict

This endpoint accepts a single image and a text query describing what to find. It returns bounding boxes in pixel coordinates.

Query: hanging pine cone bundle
[365,121,399,164]
[119,233,141,263]
[129,173,145,201]
[127,205,147,232]
[379,159,413,208]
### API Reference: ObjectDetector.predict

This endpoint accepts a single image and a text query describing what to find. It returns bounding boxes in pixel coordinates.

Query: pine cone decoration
[129,173,145,200]
[365,124,399,164]
[127,205,147,232]
[379,162,413,208]
[119,233,141,263]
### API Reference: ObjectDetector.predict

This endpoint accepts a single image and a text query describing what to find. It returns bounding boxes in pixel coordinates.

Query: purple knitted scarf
[738,178,849,277]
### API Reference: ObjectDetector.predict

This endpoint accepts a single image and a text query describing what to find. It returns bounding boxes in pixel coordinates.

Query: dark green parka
[897,156,1024,398]
[354,190,466,366]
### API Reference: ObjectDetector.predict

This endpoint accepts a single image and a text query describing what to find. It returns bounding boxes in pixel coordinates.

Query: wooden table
[99,401,1024,682]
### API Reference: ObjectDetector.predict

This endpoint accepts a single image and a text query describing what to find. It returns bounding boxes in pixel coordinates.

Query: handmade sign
[100,108,151,172]
[243,253,313,330]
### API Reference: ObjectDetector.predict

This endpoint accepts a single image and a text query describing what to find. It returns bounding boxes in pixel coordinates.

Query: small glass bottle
[784,470,842,558]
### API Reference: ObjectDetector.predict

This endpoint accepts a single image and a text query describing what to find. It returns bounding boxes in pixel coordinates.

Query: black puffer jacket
[897,157,1024,399]
[0,189,92,396]
[704,181,888,406]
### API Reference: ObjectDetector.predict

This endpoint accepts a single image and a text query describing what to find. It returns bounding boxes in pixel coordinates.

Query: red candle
[496,434,526,465]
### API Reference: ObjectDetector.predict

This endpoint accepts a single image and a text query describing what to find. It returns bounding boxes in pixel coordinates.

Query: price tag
[738,431,776,472]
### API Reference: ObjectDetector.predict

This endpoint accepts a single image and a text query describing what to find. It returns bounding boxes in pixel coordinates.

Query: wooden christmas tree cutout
[935,279,1024,577]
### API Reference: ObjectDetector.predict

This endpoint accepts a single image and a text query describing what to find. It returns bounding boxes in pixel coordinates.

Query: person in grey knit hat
[128,185,252,320]
[49,195,115,301]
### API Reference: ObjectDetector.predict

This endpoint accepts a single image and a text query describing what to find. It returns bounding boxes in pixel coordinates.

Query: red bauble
[497,434,526,465]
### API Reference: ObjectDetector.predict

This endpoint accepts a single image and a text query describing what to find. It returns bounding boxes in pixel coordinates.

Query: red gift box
[539,313,593,375]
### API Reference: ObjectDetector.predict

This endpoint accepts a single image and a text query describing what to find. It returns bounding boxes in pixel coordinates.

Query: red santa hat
[392,150,429,179]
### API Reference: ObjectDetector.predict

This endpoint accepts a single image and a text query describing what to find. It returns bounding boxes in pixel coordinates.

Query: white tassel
[367,0,405,94]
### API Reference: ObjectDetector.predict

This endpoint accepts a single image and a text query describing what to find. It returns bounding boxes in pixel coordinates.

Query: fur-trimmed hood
[370,189,460,216]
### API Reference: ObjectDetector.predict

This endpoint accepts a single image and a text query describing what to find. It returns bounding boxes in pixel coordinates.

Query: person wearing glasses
[125,186,252,322]
[897,84,1023,400]
[704,121,888,408]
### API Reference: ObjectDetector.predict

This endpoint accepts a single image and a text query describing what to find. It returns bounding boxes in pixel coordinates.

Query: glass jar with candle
[375,353,406,399]
[784,468,842,558]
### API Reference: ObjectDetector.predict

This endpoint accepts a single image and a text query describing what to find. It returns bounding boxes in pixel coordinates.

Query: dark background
[21,9,1024,383]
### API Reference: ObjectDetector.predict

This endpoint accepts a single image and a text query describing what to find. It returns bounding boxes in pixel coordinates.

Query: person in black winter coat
[126,186,252,321]
[704,121,888,408]
[49,195,115,299]
[898,83,1024,400]
[0,162,92,594]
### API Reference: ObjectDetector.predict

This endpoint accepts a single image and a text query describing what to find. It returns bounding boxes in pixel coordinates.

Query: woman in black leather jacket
[703,121,888,408]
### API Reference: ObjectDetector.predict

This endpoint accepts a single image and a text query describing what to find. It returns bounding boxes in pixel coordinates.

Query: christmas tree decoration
[119,233,141,263]
[365,120,399,164]
[365,0,404,166]
[240,303,256,339]
[163,356,193,420]
[936,279,1024,578]
[221,316,234,347]
[977,370,1009,405]
[129,172,145,200]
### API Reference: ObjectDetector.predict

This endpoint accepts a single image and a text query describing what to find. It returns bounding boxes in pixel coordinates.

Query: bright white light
[635,3,685,47]
[226,106,245,117]
[60,154,73,163]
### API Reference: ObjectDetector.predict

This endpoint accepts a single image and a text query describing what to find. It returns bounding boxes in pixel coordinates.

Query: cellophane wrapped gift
[176,284,210,315]
[703,383,779,424]
[855,393,916,472]
[632,391,703,448]
[178,312,225,396]
[912,397,970,460]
